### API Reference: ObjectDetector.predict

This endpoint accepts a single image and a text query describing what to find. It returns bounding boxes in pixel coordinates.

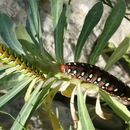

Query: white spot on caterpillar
[97,77,101,82]
[81,72,85,76]
[89,74,93,78]
[89,64,93,68]
[74,62,76,65]
[68,63,71,65]
[73,70,77,74]
[114,88,118,92]
[78,76,81,79]
[71,73,74,76]
[105,83,109,87]
[94,81,97,84]
[101,86,105,89]
[87,78,90,81]
[67,69,71,73]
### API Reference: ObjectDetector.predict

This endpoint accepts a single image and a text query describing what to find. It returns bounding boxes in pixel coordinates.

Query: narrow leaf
[50,0,64,29]
[77,85,95,130]
[123,54,130,66]
[0,78,32,108]
[0,12,25,55]
[24,78,37,101]
[0,67,17,80]
[0,72,25,89]
[0,65,11,74]
[43,83,63,130]
[89,0,126,64]
[100,89,130,122]
[26,0,42,45]
[54,4,67,63]
[49,111,63,130]
[105,36,130,70]
[36,78,56,106]
[10,81,44,130]
[15,25,51,70]
[74,2,103,61]
[11,79,54,130]
[44,83,60,108]
[15,24,34,44]
[26,0,54,63]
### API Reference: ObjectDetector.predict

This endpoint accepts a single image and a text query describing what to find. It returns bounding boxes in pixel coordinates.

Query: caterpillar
[0,43,45,80]
[60,62,130,105]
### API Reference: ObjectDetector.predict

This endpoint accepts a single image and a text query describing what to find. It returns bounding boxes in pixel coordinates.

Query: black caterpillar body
[60,62,130,105]
[0,43,45,80]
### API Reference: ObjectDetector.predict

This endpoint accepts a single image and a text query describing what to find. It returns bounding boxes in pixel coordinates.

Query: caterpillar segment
[60,62,130,105]
[0,43,45,80]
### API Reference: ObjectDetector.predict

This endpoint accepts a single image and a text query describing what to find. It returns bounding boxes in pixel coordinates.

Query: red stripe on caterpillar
[60,62,130,105]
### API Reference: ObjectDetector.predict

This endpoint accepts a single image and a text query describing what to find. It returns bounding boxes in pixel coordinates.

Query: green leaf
[24,78,37,101]
[74,2,103,61]
[0,67,17,80]
[50,0,64,29]
[43,83,63,130]
[0,65,11,74]
[100,89,130,122]
[26,0,42,46]
[44,83,60,108]
[89,0,126,64]
[77,85,95,130]
[123,54,130,66]
[105,36,130,70]
[48,110,63,130]
[0,78,32,108]
[10,81,43,130]
[15,25,52,72]
[0,12,25,55]
[36,78,56,106]
[54,4,67,63]
[15,24,34,44]
[10,79,53,130]
[0,72,25,89]
[26,0,54,63]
